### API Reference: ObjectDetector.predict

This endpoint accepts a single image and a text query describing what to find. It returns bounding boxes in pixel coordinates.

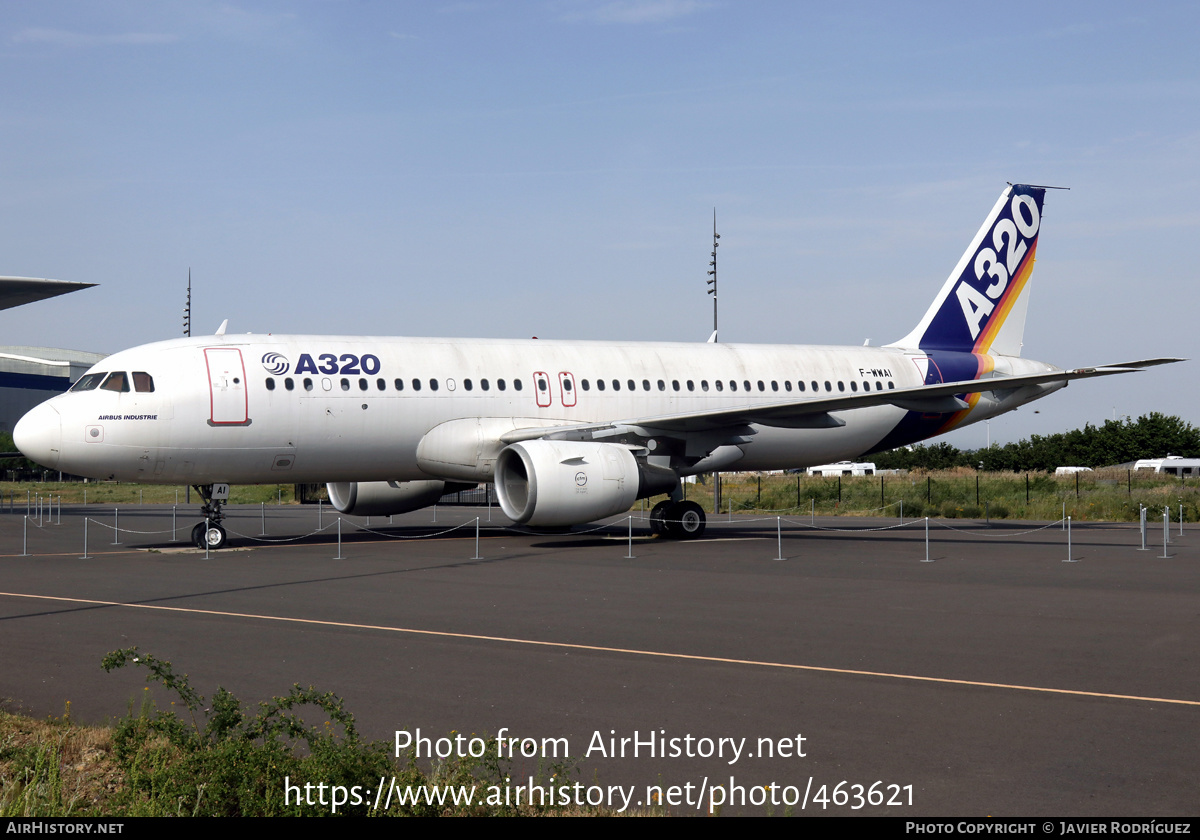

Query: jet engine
[494,440,676,527]
[327,480,465,516]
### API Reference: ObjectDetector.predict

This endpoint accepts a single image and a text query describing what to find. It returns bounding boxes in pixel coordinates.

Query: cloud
[11,27,178,46]
[559,0,712,25]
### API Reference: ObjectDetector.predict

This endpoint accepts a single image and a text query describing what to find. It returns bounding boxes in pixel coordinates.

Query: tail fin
[889,184,1048,356]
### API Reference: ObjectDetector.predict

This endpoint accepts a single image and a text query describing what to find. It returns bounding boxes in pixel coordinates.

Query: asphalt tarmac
[0,500,1195,816]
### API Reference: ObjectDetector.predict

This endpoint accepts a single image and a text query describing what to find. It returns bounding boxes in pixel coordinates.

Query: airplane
[13,184,1180,549]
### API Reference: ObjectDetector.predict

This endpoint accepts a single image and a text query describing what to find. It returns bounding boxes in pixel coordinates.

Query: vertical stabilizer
[888,184,1047,357]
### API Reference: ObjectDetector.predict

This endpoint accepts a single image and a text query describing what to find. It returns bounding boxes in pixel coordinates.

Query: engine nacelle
[495,440,674,527]
[327,480,450,516]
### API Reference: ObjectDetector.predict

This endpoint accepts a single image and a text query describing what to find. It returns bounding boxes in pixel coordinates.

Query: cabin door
[205,347,250,425]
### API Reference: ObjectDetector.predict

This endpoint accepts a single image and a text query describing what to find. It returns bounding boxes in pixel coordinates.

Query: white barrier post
[261,502,267,536]
[1139,505,1147,551]
[626,515,635,559]
[922,517,931,563]
[775,516,783,561]
[1064,516,1074,563]
[81,517,91,559]
[1161,509,1170,559]
[22,515,28,556]
[318,499,323,529]
[472,517,482,560]
[335,517,343,560]
[172,506,177,542]
[113,508,120,545]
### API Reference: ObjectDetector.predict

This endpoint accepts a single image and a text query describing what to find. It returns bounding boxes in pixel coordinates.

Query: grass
[667,468,1198,523]
[1,650,595,817]
[3,468,1196,524]
[0,482,297,507]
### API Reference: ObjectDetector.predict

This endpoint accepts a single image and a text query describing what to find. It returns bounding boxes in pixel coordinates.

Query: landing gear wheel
[203,525,227,550]
[649,500,673,536]
[671,501,706,540]
[192,523,227,549]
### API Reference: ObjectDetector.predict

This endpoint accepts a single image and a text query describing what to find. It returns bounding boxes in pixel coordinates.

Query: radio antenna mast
[706,209,719,343]
[183,269,192,337]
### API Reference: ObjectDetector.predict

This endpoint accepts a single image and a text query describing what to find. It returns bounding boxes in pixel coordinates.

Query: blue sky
[1,1,1196,447]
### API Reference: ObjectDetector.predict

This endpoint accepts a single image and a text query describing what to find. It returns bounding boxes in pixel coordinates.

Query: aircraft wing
[500,358,1185,442]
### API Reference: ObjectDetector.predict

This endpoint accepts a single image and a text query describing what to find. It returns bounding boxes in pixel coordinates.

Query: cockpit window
[101,372,130,392]
[70,373,106,392]
[133,372,154,393]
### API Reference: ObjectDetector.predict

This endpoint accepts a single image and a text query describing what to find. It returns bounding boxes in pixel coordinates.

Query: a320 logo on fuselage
[292,353,382,376]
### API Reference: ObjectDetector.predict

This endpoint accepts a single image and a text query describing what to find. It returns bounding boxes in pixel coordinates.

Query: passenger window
[304,378,313,391]
[341,378,350,391]
[784,381,792,392]
[838,381,845,392]
[464,379,474,391]
[875,382,882,391]
[563,379,572,391]
[412,379,422,391]
[285,378,295,391]
[798,381,806,392]
[133,372,154,392]
[729,381,737,391]
[613,380,621,391]
[888,382,895,389]
[628,379,636,391]
[430,379,439,391]
[824,381,832,392]
[642,379,650,391]
[597,379,605,391]
[581,379,589,391]
[101,372,129,392]
[266,378,275,391]
[481,378,490,391]
[701,380,709,391]
[377,378,385,391]
[498,379,506,391]
[744,381,751,391]
[513,379,522,391]
[850,381,857,392]
[537,378,547,392]
[687,380,694,391]
[716,380,724,392]
[359,378,368,391]
[394,378,404,391]
[671,380,679,391]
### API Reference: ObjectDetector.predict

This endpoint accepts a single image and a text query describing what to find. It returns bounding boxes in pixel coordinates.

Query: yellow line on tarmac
[3,590,1198,708]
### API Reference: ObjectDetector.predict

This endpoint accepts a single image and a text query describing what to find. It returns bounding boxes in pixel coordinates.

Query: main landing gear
[649,499,706,540]
[191,483,230,550]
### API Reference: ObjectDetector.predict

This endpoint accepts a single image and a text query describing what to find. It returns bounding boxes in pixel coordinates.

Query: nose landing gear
[192,483,230,549]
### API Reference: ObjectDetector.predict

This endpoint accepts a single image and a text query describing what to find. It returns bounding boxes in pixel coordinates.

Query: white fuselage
[14,333,1057,486]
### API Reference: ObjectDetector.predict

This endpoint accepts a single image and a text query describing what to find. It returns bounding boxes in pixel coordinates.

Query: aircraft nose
[13,402,62,470]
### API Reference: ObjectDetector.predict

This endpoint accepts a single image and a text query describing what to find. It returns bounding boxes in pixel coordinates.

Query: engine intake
[495,440,675,527]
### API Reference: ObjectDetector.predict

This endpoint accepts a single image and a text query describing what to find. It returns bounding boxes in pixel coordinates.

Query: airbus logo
[261,352,290,375]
